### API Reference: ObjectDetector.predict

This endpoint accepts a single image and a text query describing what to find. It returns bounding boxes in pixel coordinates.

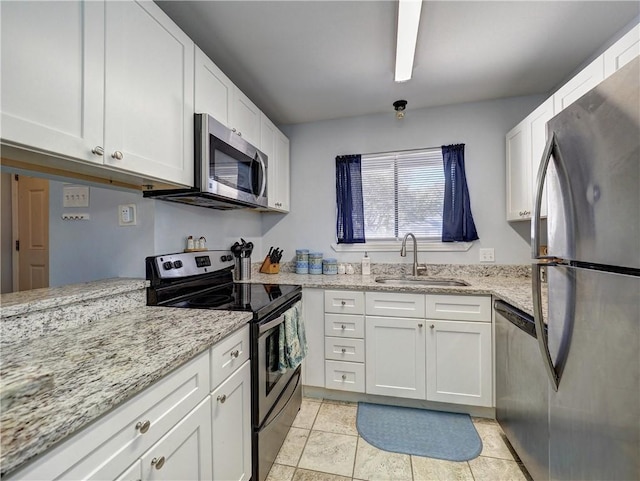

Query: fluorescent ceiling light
[395,0,422,82]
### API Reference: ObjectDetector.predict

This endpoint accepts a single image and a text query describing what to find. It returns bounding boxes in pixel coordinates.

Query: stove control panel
[151,250,234,279]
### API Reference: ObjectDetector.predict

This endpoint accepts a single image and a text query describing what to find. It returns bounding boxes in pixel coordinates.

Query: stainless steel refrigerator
[530,56,639,480]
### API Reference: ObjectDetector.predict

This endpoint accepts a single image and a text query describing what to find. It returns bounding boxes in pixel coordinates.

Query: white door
[426,320,492,407]
[528,97,554,219]
[365,317,426,399]
[194,47,234,125]
[141,398,213,481]
[0,0,104,163]
[274,130,290,212]
[230,88,261,147]
[211,361,251,481]
[104,0,194,186]
[505,120,531,221]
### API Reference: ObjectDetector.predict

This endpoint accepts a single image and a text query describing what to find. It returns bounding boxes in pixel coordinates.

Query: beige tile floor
[266,398,532,481]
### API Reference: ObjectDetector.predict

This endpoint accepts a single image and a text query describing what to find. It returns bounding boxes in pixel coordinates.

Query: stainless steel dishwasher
[495,300,549,481]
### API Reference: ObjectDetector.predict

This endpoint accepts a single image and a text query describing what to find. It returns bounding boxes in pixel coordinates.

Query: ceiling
[157,1,639,126]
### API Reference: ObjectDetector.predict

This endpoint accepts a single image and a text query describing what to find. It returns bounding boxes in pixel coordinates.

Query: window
[361,148,444,240]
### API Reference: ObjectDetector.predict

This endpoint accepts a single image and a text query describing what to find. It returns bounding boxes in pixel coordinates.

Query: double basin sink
[374,277,469,287]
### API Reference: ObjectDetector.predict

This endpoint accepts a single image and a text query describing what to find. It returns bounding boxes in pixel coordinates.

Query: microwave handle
[257,153,267,198]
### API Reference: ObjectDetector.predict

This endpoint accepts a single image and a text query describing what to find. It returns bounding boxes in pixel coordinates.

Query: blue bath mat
[356,402,482,461]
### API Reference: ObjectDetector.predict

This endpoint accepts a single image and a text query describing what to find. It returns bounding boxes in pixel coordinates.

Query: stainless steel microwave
[144,114,268,210]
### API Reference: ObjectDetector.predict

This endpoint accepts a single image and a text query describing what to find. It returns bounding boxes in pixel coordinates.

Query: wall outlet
[479,248,495,263]
[118,204,137,226]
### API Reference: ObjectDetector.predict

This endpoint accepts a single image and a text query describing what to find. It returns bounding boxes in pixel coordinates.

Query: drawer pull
[341,374,347,381]
[341,300,346,306]
[217,394,227,403]
[418,323,423,328]
[430,324,435,329]
[341,348,346,353]
[135,420,151,434]
[341,324,346,330]
[230,349,240,358]
[151,456,165,470]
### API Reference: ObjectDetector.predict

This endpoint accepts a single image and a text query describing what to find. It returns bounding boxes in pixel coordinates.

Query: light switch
[63,185,90,207]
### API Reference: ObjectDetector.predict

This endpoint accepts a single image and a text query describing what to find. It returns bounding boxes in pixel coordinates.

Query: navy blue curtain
[336,155,366,243]
[442,144,479,242]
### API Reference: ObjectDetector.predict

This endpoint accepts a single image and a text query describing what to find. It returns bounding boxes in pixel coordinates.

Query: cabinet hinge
[15,240,19,251]
[14,174,19,181]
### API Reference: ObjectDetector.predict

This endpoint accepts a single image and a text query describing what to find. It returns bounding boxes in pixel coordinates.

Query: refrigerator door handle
[531,132,557,260]
[532,263,560,391]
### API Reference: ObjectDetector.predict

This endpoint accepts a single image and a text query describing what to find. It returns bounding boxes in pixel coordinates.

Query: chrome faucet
[400,233,427,276]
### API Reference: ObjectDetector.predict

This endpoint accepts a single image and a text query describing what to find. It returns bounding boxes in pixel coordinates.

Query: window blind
[361,149,444,240]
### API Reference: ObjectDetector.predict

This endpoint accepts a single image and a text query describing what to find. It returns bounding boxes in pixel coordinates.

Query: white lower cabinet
[211,361,251,481]
[426,320,492,407]
[141,397,213,481]
[115,461,141,481]
[365,316,426,400]
[302,288,325,388]
[325,360,365,393]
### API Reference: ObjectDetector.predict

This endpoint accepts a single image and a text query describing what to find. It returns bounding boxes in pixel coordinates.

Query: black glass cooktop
[165,282,301,318]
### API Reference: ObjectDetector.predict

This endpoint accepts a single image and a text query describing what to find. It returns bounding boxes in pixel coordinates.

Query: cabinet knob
[135,420,151,434]
[111,150,124,160]
[217,394,227,403]
[430,324,435,329]
[341,348,346,353]
[91,146,104,156]
[341,374,347,381]
[341,300,346,306]
[341,324,346,330]
[230,349,240,359]
[151,456,165,470]
[418,323,423,328]
[232,128,237,133]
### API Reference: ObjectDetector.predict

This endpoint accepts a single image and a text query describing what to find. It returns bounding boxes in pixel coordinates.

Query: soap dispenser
[361,251,371,276]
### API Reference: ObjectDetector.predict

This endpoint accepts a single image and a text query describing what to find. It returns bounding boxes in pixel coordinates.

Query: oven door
[256,308,299,427]
[200,114,268,207]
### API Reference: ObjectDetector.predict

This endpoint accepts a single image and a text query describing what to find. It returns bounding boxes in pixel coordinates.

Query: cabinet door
[104,0,194,186]
[553,56,604,113]
[302,288,325,387]
[426,320,492,407]
[365,317,425,399]
[604,24,639,77]
[194,47,234,125]
[505,120,531,221]
[260,114,278,209]
[274,130,290,212]
[141,397,213,481]
[211,361,251,481]
[528,97,554,219]
[0,0,104,163]
[230,88,261,147]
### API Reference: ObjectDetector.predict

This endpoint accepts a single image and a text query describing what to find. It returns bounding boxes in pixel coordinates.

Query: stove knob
[220,255,226,262]
[227,255,233,261]
[173,260,183,268]
[162,261,173,270]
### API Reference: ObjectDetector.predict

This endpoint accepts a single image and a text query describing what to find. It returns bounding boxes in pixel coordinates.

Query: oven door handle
[259,314,285,335]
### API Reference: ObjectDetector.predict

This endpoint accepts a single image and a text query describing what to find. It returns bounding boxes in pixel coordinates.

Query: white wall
[263,95,546,265]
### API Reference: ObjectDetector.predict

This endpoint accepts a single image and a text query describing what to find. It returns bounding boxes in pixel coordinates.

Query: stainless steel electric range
[146,250,302,481]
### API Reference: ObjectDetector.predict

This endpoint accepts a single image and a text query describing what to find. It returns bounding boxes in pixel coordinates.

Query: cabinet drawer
[325,360,365,393]
[324,290,365,314]
[325,337,365,363]
[365,291,425,318]
[10,351,211,481]
[325,314,364,338]
[426,295,491,322]
[211,325,250,390]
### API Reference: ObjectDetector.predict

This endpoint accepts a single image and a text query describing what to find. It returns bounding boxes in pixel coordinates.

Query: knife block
[259,256,280,274]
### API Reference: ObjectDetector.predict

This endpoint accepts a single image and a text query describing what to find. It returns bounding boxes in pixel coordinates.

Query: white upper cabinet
[194,47,234,125]
[505,121,531,221]
[260,114,290,212]
[0,1,104,164]
[604,23,640,77]
[230,88,261,147]
[553,56,604,113]
[528,97,554,219]
[104,1,194,187]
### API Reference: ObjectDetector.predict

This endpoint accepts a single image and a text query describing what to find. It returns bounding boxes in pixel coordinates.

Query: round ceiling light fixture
[393,100,408,119]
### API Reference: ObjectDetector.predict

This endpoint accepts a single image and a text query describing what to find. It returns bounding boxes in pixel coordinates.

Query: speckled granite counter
[0,286,251,477]
[246,264,542,317]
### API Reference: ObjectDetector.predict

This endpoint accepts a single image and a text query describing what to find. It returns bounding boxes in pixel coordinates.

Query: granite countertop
[0,305,252,476]
[246,271,540,317]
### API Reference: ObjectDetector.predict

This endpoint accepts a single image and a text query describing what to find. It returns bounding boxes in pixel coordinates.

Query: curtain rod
[342,146,444,157]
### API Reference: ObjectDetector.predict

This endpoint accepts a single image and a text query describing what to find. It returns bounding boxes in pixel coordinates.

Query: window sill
[331,241,473,253]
